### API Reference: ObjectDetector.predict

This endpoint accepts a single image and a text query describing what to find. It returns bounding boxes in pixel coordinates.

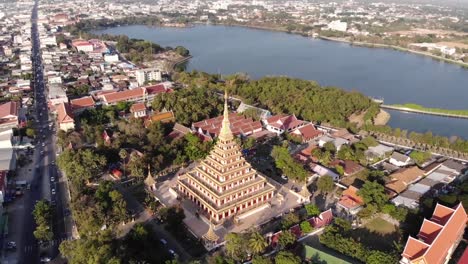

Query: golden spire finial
[147,164,152,178]
[203,217,219,243]
[218,89,233,141]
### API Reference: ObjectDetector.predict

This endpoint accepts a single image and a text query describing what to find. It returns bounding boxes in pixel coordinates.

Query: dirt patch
[436,41,468,49]
[390,28,468,36]
[348,111,366,127]
[373,109,390,126]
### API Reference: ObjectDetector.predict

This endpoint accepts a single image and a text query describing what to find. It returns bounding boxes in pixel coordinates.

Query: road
[16,1,72,263]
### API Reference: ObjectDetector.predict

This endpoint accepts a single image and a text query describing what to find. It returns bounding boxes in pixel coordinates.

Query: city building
[136,68,162,85]
[57,102,75,131]
[177,92,276,225]
[263,114,305,135]
[0,101,19,131]
[401,203,467,264]
[192,113,263,140]
[389,152,412,167]
[70,96,95,114]
[327,20,347,32]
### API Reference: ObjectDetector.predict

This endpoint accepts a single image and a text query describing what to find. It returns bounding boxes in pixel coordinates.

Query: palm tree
[248,232,268,255]
[119,149,128,178]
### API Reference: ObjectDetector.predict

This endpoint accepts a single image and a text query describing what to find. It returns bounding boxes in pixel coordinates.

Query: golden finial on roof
[203,217,219,243]
[218,89,234,141]
[299,182,311,200]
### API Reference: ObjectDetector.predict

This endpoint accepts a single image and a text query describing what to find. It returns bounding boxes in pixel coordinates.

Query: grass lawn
[350,217,400,252]
[365,217,397,235]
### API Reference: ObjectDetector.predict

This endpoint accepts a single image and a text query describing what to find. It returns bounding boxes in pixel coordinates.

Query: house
[308,209,333,228]
[57,102,75,131]
[70,96,95,114]
[389,152,412,167]
[0,101,19,131]
[144,111,175,127]
[385,166,425,196]
[310,164,339,181]
[330,160,364,176]
[263,114,305,135]
[365,144,394,160]
[318,135,349,151]
[192,113,262,139]
[290,123,322,143]
[337,185,364,215]
[236,102,271,120]
[0,130,16,171]
[130,103,147,118]
[168,123,192,139]
[72,40,94,52]
[400,203,467,264]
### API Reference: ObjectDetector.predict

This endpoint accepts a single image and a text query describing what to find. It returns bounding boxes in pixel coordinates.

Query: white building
[104,54,119,63]
[327,20,347,32]
[136,68,162,85]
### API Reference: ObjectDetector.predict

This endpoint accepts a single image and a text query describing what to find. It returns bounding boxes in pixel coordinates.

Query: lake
[94,25,468,139]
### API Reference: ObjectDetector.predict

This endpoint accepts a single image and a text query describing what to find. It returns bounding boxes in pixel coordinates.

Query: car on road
[281,175,288,181]
[6,241,16,250]
[42,142,45,147]
[51,188,56,195]
[50,177,55,182]
[40,256,51,263]
[160,238,167,245]
[168,249,178,258]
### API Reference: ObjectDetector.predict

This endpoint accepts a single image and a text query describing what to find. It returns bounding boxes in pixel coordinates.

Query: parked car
[160,239,167,245]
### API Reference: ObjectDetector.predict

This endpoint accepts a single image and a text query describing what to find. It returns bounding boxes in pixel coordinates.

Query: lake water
[94,25,468,139]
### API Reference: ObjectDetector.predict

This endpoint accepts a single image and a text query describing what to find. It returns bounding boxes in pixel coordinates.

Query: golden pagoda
[177,91,276,224]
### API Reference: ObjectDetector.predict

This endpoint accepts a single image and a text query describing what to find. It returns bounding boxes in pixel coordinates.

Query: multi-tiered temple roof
[177,92,276,233]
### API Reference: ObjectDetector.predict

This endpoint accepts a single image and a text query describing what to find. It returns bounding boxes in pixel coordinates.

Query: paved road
[16,1,72,263]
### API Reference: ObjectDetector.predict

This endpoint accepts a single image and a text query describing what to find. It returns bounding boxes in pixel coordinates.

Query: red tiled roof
[402,203,468,264]
[292,123,322,141]
[144,84,167,94]
[102,88,145,104]
[70,96,95,110]
[458,247,468,264]
[266,114,305,131]
[338,186,364,210]
[0,101,18,119]
[290,224,302,239]
[57,102,74,124]
[130,102,146,113]
[193,113,262,139]
[308,209,333,228]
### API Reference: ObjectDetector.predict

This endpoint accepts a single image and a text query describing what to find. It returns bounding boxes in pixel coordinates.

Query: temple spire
[203,217,219,243]
[218,90,234,141]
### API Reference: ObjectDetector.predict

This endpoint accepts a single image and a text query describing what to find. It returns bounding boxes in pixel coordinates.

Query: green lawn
[391,103,468,117]
[365,217,396,235]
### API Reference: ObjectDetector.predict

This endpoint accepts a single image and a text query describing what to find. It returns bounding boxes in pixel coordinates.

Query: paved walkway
[117,185,191,262]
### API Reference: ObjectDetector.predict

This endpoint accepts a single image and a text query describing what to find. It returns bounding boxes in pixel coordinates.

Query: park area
[351,217,400,252]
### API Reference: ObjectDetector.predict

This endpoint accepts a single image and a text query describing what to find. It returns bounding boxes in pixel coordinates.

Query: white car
[50,177,55,182]
[281,175,288,181]
[51,189,56,195]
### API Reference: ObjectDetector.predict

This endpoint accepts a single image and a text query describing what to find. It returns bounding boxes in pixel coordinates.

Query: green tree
[305,204,320,217]
[271,146,307,181]
[278,230,296,249]
[366,250,397,264]
[224,233,247,261]
[361,136,379,147]
[249,232,268,255]
[323,141,337,153]
[281,213,300,229]
[358,181,388,209]
[252,256,272,264]
[409,150,431,166]
[119,149,128,177]
[274,251,301,264]
[300,221,313,233]
[33,224,53,241]
[317,175,334,194]
[26,128,35,138]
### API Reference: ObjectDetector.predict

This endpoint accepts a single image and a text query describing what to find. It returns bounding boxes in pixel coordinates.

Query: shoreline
[318,36,468,69]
